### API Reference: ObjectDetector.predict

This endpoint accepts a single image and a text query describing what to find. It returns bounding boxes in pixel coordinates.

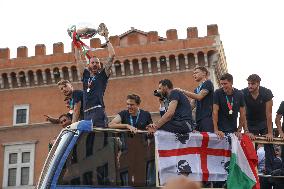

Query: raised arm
[44,115,60,124]
[75,48,86,79]
[104,39,115,76]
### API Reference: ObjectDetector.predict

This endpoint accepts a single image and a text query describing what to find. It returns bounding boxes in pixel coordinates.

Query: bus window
[56,131,156,187]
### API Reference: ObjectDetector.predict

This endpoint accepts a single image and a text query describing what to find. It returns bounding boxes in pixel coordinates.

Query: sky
[0,0,283,118]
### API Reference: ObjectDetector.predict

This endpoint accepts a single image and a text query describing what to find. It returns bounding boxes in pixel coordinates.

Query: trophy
[67,23,108,40]
[67,23,109,62]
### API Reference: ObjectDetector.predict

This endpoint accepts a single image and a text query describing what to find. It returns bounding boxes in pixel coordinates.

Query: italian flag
[227,134,259,189]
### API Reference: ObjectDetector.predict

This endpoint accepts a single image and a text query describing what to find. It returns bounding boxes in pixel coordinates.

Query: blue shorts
[159,120,194,134]
[84,107,108,128]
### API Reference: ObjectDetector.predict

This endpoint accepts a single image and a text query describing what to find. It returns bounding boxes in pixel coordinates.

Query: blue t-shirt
[82,69,109,110]
[168,89,193,121]
[118,109,153,130]
[213,88,245,132]
[71,90,84,120]
[194,80,214,122]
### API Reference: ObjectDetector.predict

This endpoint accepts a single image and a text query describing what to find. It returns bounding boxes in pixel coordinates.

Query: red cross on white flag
[155,131,231,185]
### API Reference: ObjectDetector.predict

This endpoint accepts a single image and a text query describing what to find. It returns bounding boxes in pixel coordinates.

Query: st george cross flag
[155,131,231,185]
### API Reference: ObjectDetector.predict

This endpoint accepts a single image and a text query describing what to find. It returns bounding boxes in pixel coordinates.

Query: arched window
[18,71,26,87]
[124,60,131,76]
[197,51,205,66]
[53,68,61,83]
[36,70,44,85]
[159,56,167,73]
[141,58,149,74]
[2,73,9,89]
[28,70,35,86]
[169,55,176,71]
[132,59,140,75]
[150,57,158,73]
[86,133,95,157]
[62,67,69,80]
[45,69,52,84]
[187,53,195,69]
[10,72,18,88]
[178,54,186,71]
[114,61,122,77]
[71,66,78,82]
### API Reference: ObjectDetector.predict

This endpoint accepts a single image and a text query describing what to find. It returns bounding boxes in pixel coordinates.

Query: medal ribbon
[225,96,234,111]
[69,98,74,110]
[88,76,97,89]
[72,31,91,60]
[196,82,204,94]
[129,110,140,127]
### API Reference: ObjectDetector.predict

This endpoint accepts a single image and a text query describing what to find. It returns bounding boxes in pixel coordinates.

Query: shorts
[84,107,108,128]
[159,120,194,134]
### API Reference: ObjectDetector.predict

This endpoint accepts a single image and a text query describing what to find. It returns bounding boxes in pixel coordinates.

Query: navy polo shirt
[118,109,153,130]
[169,89,193,121]
[242,86,273,123]
[194,80,214,122]
[213,88,245,132]
[71,90,84,120]
[82,69,109,110]
[277,101,284,129]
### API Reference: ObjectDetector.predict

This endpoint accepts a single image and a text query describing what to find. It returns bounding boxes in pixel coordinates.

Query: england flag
[155,131,231,185]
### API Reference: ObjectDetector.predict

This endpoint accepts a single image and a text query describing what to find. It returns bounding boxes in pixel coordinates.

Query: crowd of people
[45,34,284,187]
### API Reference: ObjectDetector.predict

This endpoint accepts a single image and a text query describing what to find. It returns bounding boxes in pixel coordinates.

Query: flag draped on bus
[227,134,259,189]
[155,131,231,185]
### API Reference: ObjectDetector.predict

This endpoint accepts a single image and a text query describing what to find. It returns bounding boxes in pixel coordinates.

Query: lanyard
[225,95,234,110]
[129,110,140,127]
[196,82,204,94]
[69,98,74,110]
[87,76,96,92]
[88,76,96,87]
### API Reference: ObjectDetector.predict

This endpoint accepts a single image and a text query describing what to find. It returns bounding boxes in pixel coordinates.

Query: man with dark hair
[57,80,84,122]
[242,74,273,140]
[178,66,214,132]
[148,79,195,134]
[109,94,152,132]
[242,74,275,174]
[48,113,72,151]
[213,73,249,138]
[76,29,115,128]
[58,113,72,128]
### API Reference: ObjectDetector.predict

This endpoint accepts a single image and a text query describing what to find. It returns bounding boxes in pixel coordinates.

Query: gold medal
[87,88,90,93]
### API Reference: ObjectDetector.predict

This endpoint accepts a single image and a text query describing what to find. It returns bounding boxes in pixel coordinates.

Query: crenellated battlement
[0,24,219,62]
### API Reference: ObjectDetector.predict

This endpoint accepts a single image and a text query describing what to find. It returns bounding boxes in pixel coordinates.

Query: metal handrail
[254,136,284,145]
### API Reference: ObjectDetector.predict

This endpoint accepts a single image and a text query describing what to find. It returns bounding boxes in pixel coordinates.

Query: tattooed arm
[103,31,115,77]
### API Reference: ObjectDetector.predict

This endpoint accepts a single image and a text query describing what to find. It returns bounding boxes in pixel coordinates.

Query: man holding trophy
[69,23,115,127]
